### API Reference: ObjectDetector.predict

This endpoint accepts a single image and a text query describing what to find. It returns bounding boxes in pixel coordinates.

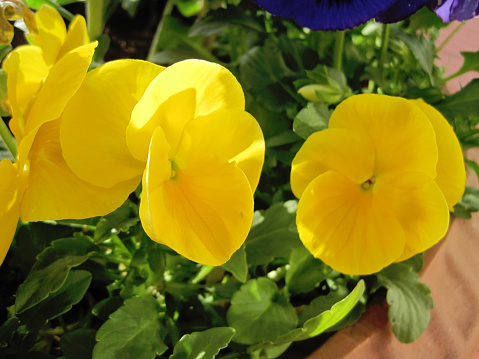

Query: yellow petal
[411,99,466,210]
[291,128,375,199]
[2,46,49,140]
[0,159,20,265]
[297,171,406,275]
[140,127,254,266]
[58,15,89,60]
[32,5,66,66]
[61,60,163,188]
[127,88,196,162]
[173,108,265,192]
[127,59,245,160]
[24,42,97,135]
[19,119,138,221]
[381,180,450,262]
[329,94,438,179]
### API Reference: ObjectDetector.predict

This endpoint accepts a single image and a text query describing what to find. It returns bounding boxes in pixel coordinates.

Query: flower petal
[297,171,406,275]
[141,127,254,266]
[291,128,375,198]
[24,42,97,135]
[411,99,466,210]
[19,119,138,221]
[31,5,66,66]
[381,181,450,262]
[174,109,265,192]
[254,0,397,30]
[0,159,20,265]
[58,15,89,60]
[376,0,429,23]
[127,59,245,161]
[61,60,163,188]
[329,94,438,180]
[127,88,197,162]
[2,46,49,139]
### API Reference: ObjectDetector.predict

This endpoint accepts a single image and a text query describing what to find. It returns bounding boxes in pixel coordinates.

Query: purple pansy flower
[253,0,432,30]
[431,0,479,22]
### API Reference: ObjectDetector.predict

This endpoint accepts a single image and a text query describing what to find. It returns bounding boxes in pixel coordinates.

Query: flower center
[361,175,376,191]
[170,160,179,180]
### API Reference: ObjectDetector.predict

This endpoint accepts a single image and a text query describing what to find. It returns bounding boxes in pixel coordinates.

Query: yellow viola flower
[2,4,89,140]
[291,94,466,275]
[60,59,265,266]
[0,10,121,265]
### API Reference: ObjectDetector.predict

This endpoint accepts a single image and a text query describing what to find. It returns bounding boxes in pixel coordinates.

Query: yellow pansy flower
[0,8,125,265]
[60,59,265,266]
[291,94,466,275]
[2,4,89,141]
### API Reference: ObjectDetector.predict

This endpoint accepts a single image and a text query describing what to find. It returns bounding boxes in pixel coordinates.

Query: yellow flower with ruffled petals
[60,59,265,266]
[2,4,89,140]
[0,7,128,265]
[291,94,465,275]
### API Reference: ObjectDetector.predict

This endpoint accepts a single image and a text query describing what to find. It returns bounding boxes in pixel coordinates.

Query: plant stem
[0,118,16,159]
[146,0,175,62]
[437,22,465,53]
[333,31,345,71]
[86,0,105,41]
[378,23,390,74]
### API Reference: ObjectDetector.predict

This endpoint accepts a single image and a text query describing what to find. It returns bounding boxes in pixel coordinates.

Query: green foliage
[18,270,92,331]
[293,102,330,139]
[226,277,298,344]
[93,296,168,359]
[15,235,96,313]
[60,329,97,359]
[454,186,479,219]
[169,327,235,359]
[244,201,302,266]
[377,262,433,343]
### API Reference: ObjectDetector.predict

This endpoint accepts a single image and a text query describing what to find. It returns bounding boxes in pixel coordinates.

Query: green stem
[333,31,345,71]
[437,22,465,53]
[146,0,175,62]
[378,23,390,74]
[86,0,105,41]
[0,118,16,159]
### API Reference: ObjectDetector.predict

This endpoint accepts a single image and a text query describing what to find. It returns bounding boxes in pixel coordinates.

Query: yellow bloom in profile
[291,94,466,275]
[0,7,128,265]
[60,59,265,266]
[3,4,90,140]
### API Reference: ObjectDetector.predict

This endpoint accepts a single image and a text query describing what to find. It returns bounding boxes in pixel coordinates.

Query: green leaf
[293,102,330,139]
[222,243,248,282]
[121,0,141,17]
[94,200,139,243]
[169,327,235,359]
[188,7,263,37]
[0,317,19,346]
[286,246,331,293]
[226,277,298,345]
[466,158,479,181]
[15,236,95,313]
[245,201,302,266]
[60,329,97,359]
[176,0,202,17]
[92,297,124,321]
[377,263,433,343]
[448,51,479,79]
[18,270,92,331]
[93,296,167,359]
[249,280,365,355]
[453,186,479,218]
[396,33,433,79]
[437,79,479,119]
